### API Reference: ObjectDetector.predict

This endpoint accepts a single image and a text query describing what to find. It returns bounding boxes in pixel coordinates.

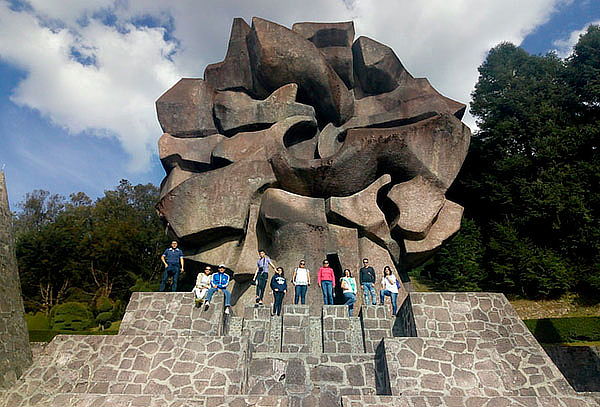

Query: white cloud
[0,0,569,172]
[553,19,600,57]
[0,1,180,171]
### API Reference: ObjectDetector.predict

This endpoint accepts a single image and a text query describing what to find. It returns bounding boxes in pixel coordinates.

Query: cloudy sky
[0,0,599,208]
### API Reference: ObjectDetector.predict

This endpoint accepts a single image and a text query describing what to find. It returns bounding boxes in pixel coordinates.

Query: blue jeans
[380,290,398,315]
[205,287,231,307]
[343,292,356,316]
[159,264,180,292]
[362,282,377,305]
[294,285,308,304]
[321,281,333,305]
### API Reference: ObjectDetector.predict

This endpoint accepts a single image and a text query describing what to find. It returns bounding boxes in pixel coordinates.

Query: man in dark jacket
[359,258,377,305]
[204,264,232,314]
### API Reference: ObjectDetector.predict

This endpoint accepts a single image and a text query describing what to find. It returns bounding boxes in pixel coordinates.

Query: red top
[318,267,336,287]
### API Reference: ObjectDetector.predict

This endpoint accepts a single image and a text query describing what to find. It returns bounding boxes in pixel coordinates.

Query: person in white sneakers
[379,266,400,316]
[204,264,232,314]
[192,266,212,308]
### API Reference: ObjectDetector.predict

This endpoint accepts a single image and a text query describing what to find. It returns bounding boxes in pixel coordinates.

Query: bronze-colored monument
[156,18,471,313]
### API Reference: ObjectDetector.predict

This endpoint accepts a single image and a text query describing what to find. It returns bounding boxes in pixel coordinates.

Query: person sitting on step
[192,265,212,308]
[204,264,232,314]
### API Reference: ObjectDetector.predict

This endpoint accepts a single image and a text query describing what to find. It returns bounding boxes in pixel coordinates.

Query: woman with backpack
[379,266,400,316]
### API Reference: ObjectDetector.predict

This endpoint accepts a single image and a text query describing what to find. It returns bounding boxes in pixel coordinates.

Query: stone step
[119,292,226,337]
[2,393,289,407]
[342,395,600,406]
[247,352,382,399]
[1,334,250,407]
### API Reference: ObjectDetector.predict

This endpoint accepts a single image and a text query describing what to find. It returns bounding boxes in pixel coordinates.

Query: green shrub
[525,317,600,343]
[25,312,50,330]
[95,311,113,330]
[50,302,93,331]
[94,296,114,314]
[130,278,160,293]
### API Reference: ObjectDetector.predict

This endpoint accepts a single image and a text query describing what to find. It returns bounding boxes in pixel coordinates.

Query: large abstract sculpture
[156,18,471,312]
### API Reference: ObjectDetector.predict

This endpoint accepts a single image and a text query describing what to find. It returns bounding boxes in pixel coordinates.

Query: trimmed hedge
[29,329,119,343]
[524,317,600,344]
[25,312,50,330]
[50,302,94,331]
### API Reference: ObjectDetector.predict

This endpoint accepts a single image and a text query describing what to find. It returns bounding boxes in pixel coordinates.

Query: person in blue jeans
[292,260,310,304]
[379,266,400,316]
[341,269,357,316]
[359,258,377,305]
[270,267,287,316]
[253,250,277,306]
[318,260,335,305]
[204,264,232,314]
[160,241,184,292]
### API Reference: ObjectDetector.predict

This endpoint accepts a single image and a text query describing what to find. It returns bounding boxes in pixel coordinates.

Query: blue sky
[0,0,598,210]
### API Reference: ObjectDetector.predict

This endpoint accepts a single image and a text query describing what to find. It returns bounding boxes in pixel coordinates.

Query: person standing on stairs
[318,260,336,305]
[159,240,184,292]
[292,259,310,304]
[270,267,287,316]
[253,249,277,307]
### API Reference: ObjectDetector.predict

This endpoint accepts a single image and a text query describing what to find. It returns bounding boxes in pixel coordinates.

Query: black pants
[256,272,268,301]
[273,291,285,316]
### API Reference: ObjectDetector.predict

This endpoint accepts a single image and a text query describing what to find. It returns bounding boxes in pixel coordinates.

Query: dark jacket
[359,266,376,284]
[270,274,287,292]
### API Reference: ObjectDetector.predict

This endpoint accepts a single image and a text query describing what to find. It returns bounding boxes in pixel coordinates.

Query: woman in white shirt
[292,260,310,304]
[340,269,358,316]
[379,266,400,316]
[193,266,213,307]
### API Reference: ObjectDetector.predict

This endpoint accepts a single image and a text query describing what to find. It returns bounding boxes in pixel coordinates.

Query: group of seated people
[190,250,403,317]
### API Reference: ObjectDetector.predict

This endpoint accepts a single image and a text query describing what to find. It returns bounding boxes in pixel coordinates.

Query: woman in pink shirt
[318,260,335,305]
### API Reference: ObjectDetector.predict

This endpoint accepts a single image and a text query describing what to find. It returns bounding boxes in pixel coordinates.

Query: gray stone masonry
[0,171,32,390]
[3,291,600,406]
[120,292,224,336]
[323,305,365,353]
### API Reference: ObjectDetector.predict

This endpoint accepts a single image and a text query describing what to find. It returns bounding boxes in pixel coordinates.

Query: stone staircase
[2,292,599,406]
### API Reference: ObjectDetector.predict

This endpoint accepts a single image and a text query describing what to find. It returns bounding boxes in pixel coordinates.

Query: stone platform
[2,292,599,406]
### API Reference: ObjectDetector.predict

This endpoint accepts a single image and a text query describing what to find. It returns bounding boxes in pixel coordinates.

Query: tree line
[424,26,600,299]
[14,180,169,314]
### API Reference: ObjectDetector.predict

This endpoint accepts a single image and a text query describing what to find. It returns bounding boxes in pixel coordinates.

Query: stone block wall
[0,172,32,389]
[323,305,364,353]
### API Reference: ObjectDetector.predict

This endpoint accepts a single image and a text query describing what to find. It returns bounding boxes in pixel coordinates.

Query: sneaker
[258,301,264,306]
[224,307,230,315]
[255,297,260,304]
[204,302,210,311]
